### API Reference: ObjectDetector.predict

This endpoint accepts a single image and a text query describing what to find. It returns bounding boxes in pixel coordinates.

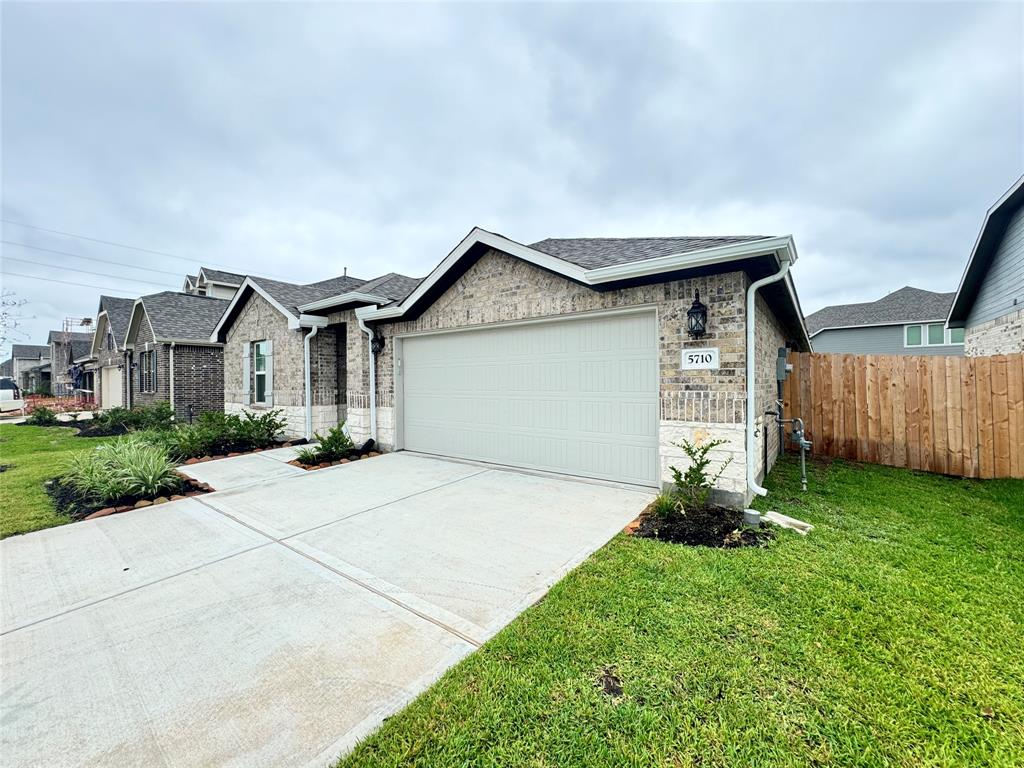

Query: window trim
[253,340,269,405]
[904,323,964,348]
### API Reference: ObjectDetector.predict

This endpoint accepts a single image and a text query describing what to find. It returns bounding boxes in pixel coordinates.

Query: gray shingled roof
[529,236,772,270]
[46,331,93,345]
[199,267,245,285]
[138,292,231,341]
[71,340,94,361]
[11,344,50,359]
[99,295,135,343]
[250,275,367,316]
[805,287,955,335]
[357,272,423,302]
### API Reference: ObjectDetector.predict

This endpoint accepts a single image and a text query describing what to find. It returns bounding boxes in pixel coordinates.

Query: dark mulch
[44,474,204,521]
[634,502,774,548]
[74,422,129,438]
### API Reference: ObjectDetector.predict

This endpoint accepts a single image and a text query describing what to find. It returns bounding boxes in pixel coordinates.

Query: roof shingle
[98,295,135,343]
[806,287,955,335]
[529,236,772,270]
[137,292,231,341]
[11,344,50,359]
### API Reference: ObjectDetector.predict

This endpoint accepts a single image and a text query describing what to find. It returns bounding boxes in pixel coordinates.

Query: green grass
[339,457,1024,767]
[0,423,114,538]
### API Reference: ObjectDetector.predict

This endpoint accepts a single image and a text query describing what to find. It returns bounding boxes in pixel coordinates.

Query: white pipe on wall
[745,253,792,499]
[358,315,377,442]
[303,325,320,441]
[169,342,175,417]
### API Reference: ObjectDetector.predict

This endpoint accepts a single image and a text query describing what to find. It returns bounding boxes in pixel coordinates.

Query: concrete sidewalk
[1,452,652,767]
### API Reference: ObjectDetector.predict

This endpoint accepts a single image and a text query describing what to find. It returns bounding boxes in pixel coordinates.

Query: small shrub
[312,423,354,462]
[650,491,683,520]
[669,438,733,511]
[62,434,182,506]
[96,402,175,432]
[295,446,321,465]
[27,406,59,426]
[233,410,286,449]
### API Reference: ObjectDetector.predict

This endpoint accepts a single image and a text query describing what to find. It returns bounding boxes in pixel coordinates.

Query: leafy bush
[312,423,355,462]
[233,410,287,449]
[668,438,733,511]
[156,409,286,461]
[63,434,182,504]
[27,406,59,426]
[96,402,175,432]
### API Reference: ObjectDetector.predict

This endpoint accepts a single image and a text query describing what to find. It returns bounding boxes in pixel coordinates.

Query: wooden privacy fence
[782,352,1024,479]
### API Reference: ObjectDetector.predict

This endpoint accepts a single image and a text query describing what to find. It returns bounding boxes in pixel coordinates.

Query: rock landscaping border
[179,439,306,466]
[288,450,384,471]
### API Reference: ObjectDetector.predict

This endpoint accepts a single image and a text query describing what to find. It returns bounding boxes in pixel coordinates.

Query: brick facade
[127,306,225,422]
[223,291,351,437]
[964,308,1024,356]
[337,249,797,503]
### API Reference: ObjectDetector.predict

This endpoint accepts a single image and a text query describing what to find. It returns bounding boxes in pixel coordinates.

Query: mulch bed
[632,501,775,548]
[291,450,383,471]
[45,473,215,522]
[73,422,130,438]
[179,439,301,466]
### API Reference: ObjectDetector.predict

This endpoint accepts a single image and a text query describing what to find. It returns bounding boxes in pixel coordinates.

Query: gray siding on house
[811,324,963,356]
[967,205,1024,328]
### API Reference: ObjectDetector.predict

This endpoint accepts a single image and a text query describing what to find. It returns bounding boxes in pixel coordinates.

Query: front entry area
[100,365,123,409]
[398,310,660,486]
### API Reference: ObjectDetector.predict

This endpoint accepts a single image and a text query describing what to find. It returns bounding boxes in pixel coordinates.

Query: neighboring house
[47,331,95,396]
[26,363,51,393]
[9,344,50,391]
[211,272,419,437]
[806,287,963,356]
[187,267,245,299]
[123,292,230,421]
[87,295,135,409]
[0,358,12,378]
[947,175,1024,356]
[214,228,809,506]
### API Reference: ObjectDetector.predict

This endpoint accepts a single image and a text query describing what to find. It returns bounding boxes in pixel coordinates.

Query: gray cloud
[2,1,1021,356]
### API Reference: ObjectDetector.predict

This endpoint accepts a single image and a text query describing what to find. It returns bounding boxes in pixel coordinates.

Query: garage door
[400,311,659,486]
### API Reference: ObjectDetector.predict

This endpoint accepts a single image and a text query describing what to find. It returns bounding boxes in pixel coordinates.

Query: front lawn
[340,458,1024,767]
[0,423,114,538]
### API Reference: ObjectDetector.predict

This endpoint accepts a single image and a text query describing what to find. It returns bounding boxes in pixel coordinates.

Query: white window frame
[139,350,156,393]
[904,322,964,348]
[253,340,269,405]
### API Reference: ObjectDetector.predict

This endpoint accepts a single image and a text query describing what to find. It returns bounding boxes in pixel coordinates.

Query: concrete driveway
[1,452,652,767]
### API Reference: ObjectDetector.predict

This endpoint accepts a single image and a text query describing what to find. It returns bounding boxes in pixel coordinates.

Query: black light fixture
[686,290,708,339]
[370,330,386,356]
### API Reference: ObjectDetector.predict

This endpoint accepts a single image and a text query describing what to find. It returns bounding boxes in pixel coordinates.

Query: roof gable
[806,286,955,335]
[126,292,230,345]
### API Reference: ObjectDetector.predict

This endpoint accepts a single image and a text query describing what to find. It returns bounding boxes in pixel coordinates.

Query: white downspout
[357,314,377,442]
[300,314,329,441]
[746,251,793,498]
[169,342,175,418]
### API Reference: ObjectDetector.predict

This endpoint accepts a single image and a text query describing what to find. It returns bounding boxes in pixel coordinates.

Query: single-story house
[806,286,963,356]
[947,174,1024,356]
[123,292,230,421]
[25,362,51,393]
[9,344,50,391]
[211,271,421,437]
[48,331,94,396]
[0,358,12,378]
[214,228,809,506]
[87,295,135,409]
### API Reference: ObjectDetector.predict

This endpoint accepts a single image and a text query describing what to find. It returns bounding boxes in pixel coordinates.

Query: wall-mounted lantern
[370,330,386,356]
[686,290,708,339]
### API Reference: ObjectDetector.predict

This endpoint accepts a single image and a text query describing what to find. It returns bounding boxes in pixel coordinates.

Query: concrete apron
[1,452,652,767]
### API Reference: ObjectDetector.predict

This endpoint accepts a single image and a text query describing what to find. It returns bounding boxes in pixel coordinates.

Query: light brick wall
[964,308,1024,356]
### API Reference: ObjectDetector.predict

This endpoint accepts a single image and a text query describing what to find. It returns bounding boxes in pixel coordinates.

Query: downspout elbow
[746,253,793,499]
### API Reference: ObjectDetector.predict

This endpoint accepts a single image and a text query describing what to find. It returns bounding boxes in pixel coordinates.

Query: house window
[905,323,964,347]
[253,340,269,404]
[139,350,156,393]
[106,331,115,351]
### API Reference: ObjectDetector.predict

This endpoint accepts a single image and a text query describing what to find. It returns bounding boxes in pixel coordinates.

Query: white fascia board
[947,174,1024,326]
[298,314,329,328]
[89,311,108,356]
[123,299,149,350]
[584,235,796,283]
[298,292,389,313]
[209,277,300,341]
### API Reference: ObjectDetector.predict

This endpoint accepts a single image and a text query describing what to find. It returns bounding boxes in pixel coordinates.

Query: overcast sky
[2,1,1021,359]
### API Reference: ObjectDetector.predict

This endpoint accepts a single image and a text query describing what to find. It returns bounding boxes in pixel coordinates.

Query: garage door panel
[401,312,659,486]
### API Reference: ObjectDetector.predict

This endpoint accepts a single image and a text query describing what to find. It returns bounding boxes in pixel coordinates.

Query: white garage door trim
[394,306,660,487]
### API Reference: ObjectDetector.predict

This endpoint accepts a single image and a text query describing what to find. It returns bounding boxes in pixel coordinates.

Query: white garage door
[400,310,659,486]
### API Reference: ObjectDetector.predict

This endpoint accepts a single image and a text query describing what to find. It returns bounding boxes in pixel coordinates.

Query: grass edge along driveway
[338,457,1024,768]
[0,423,113,538]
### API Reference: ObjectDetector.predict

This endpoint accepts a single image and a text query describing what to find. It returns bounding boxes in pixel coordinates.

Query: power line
[1,271,144,296]
[2,258,177,288]
[0,218,292,281]
[1,240,187,278]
